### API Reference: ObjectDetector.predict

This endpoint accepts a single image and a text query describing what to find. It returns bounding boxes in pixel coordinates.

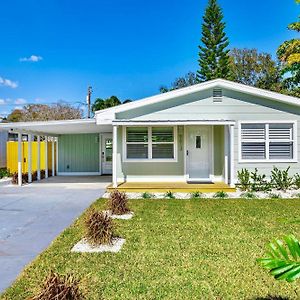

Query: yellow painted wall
[7,141,56,174]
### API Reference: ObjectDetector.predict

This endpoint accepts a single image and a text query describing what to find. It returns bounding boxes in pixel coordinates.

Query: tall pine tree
[197,0,231,82]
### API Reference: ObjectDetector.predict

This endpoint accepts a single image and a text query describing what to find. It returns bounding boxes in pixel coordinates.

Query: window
[240,122,296,161]
[125,126,176,161]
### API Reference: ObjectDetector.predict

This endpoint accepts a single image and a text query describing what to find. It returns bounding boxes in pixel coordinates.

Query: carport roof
[0,118,112,136]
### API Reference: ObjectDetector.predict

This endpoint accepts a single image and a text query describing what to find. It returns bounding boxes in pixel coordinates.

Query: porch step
[106,182,236,193]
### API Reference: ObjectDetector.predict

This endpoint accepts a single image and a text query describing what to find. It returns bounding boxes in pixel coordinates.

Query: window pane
[126,127,148,142]
[242,142,265,159]
[105,139,112,162]
[269,124,293,140]
[241,124,265,140]
[127,144,148,159]
[152,144,174,159]
[269,142,293,159]
[152,127,174,142]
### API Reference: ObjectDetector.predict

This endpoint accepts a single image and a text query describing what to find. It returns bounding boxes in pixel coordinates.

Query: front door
[101,134,112,174]
[186,126,212,181]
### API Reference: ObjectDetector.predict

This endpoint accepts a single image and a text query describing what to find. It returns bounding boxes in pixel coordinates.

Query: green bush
[164,191,175,199]
[250,168,272,192]
[270,166,293,191]
[190,191,203,199]
[0,168,10,179]
[294,173,300,189]
[237,168,251,191]
[241,191,256,199]
[268,193,282,199]
[213,191,228,199]
[141,192,155,199]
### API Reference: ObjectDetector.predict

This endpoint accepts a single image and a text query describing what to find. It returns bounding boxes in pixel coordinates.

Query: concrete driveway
[0,176,110,293]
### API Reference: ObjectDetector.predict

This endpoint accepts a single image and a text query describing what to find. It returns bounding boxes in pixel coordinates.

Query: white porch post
[52,137,55,176]
[37,135,41,180]
[28,134,32,183]
[112,125,118,188]
[45,136,48,178]
[17,132,22,186]
[56,137,58,175]
[224,126,228,185]
[229,124,235,188]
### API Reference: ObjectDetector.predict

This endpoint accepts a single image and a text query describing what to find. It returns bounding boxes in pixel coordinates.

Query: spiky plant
[213,190,228,199]
[164,191,175,199]
[141,192,155,199]
[29,271,83,300]
[85,210,114,245]
[241,191,256,199]
[190,191,203,199]
[257,235,300,282]
[108,190,129,215]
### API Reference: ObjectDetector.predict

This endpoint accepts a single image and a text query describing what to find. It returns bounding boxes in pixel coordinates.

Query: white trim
[224,126,228,185]
[56,137,58,175]
[238,120,298,163]
[118,175,186,182]
[122,125,178,162]
[57,172,102,176]
[211,125,214,179]
[183,126,187,180]
[112,125,118,188]
[114,120,235,126]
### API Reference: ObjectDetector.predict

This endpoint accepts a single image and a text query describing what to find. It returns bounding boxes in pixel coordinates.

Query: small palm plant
[257,235,300,282]
[141,192,155,199]
[190,191,203,199]
[164,191,175,199]
[108,190,130,215]
[213,191,228,199]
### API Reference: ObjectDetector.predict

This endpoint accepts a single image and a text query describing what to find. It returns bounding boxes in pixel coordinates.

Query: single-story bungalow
[1,79,299,189]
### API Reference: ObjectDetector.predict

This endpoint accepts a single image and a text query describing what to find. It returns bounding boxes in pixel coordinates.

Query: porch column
[45,136,48,178]
[56,137,58,175]
[112,125,118,188]
[52,137,55,176]
[229,124,235,188]
[28,134,32,183]
[37,135,41,180]
[17,132,22,186]
[224,126,228,185]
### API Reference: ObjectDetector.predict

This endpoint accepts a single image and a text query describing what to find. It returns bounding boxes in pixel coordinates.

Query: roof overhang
[0,119,112,136]
[112,120,236,126]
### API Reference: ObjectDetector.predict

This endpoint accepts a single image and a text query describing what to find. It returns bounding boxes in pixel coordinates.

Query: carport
[0,119,113,186]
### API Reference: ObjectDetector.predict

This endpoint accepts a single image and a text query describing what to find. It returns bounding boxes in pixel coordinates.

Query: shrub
[294,173,300,189]
[85,210,114,246]
[190,191,203,199]
[250,168,271,192]
[164,191,175,199]
[237,168,251,191]
[141,192,155,199]
[213,191,228,199]
[30,271,83,300]
[0,168,10,179]
[268,193,282,199]
[270,166,293,191]
[241,191,256,199]
[108,190,129,215]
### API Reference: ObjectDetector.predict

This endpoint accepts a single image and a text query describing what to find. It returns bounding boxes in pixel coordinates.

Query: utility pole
[86,86,92,118]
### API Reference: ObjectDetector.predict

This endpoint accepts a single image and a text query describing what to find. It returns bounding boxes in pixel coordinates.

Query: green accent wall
[213,126,224,176]
[58,134,99,173]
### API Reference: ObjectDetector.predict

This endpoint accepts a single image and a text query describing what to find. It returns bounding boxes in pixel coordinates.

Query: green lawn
[2,198,300,299]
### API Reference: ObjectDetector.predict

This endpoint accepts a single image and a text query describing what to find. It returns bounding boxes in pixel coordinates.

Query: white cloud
[0,99,6,105]
[20,55,43,62]
[0,77,18,88]
[14,106,23,110]
[14,98,27,105]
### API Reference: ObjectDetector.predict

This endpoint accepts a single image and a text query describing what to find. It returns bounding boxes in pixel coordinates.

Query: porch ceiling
[0,119,112,136]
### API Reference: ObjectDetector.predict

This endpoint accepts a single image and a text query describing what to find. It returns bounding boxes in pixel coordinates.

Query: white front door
[101,134,112,175]
[186,126,212,181]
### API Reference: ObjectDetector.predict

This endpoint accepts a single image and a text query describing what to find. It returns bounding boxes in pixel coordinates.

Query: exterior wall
[213,126,224,177]
[116,88,300,180]
[0,131,8,168]
[58,134,99,174]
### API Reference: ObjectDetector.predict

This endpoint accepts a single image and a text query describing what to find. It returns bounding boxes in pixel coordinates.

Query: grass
[2,198,300,299]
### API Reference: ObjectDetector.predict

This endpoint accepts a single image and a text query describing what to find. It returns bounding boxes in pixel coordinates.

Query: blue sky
[0,0,298,118]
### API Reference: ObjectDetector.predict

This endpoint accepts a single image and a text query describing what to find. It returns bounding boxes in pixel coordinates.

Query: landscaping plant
[141,192,155,199]
[85,210,114,245]
[29,271,84,300]
[237,168,251,191]
[241,191,256,199]
[294,173,300,189]
[250,168,271,192]
[0,168,10,179]
[108,190,129,215]
[164,191,175,199]
[190,191,203,199]
[271,166,293,191]
[213,191,228,199]
[269,193,282,199]
[257,235,300,282]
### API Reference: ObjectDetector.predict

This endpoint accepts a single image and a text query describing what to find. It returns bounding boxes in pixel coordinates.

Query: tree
[277,0,300,97]
[7,103,82,122]
[230,48,283,92]
[197,0,231,82]
[92,96,132,112]
[159,72,198,93]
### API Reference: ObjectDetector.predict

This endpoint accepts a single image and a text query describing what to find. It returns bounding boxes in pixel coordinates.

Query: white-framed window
[123,126,177,161]
[239,121,297,162]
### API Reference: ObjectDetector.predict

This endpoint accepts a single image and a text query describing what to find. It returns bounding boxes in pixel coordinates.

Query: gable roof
[95,79,300,119]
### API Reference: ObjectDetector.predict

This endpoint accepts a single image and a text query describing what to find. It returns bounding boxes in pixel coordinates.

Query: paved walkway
[0,176,110,293]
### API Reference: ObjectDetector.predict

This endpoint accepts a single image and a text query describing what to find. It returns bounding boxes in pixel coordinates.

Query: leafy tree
[197,0,231,82]
[159,72,198,93]
[230,48,283,92]
[7,103,82,122]
[92,96,132,112]
[277,0,300,97]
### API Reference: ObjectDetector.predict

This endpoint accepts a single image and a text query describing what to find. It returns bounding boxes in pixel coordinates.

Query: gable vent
[213,88,223,102]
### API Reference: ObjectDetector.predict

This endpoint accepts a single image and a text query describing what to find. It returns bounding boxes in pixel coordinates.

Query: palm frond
[257,235,300,282]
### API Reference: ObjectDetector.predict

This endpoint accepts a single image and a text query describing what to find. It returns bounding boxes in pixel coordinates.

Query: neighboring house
[0,79,299,188]
[0,131,8,168]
